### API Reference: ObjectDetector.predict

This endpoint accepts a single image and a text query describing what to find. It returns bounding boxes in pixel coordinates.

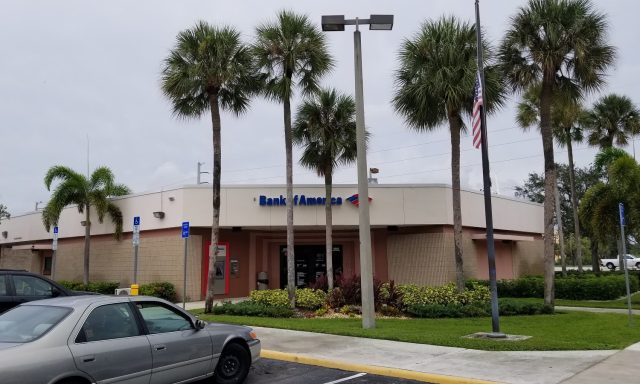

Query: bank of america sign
[258,194,371,207]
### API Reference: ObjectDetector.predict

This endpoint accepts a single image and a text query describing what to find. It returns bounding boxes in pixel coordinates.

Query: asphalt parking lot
[245,359,429,384]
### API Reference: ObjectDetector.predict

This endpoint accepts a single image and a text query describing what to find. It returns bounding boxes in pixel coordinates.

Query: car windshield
[0,306,71,343]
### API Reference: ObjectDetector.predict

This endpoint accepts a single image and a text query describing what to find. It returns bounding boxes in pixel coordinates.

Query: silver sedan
[0,295,260,384]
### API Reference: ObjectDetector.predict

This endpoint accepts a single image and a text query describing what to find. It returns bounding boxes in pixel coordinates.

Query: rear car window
[0,276,6,296]
[0,305,71,343]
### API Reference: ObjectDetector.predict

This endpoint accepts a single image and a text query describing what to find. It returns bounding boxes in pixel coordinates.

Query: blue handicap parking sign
[53,226,58,234]
[133,216,140,226]
[182,222,190,238]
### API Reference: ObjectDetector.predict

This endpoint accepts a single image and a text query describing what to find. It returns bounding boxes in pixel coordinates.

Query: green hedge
[472,275,639,300]
[249,288,327,310]
[212,301,293,318]
[388,282,490,311]
[58,281,120,295]
[140,282,177,302]
[407,299,553,318]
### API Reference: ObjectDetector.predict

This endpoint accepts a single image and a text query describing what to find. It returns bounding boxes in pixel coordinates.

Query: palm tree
[393,16,506,292]
[580,150,640,267]
[584,94,640,149]
[499,0,616,307]
[253,10,333,306]
[293,88,357,290]
[161,22,259,313]
[516,85,587,272]
[42,166,130,285]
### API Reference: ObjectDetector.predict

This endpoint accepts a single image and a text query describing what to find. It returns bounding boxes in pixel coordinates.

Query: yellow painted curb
[261,349,500,384]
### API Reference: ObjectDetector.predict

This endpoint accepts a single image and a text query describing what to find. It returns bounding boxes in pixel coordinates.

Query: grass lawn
[195,311,640,351]
[511,294,640,310]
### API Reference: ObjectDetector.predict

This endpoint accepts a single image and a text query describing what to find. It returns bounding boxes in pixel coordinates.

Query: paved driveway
[245,359,428,384]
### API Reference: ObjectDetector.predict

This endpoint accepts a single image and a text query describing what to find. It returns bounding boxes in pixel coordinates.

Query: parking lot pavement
[246,359,430,384]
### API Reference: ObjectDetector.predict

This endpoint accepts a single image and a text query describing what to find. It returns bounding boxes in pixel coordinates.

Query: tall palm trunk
[324,169,334,290]
[83,206,91,285]
[591,240,600,275]
[540,75,556,307]
[284,92,296,308]
[448,114,465,293]
[555,183,567,277]
[205,93,222,313]
[565,129,582,272]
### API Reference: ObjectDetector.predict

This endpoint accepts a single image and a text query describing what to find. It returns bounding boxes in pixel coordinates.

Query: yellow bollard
[130,284,139,296]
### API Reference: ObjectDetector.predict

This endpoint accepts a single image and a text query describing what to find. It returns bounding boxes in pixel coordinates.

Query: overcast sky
[1,0,638,215]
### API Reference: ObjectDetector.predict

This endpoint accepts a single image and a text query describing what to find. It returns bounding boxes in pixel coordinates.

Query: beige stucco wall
[53,232,202,301]
[0,247,41,272]
[387,231,457,286]
[512,240,545,277]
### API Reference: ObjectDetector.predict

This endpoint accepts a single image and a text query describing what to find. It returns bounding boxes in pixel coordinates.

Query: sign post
[133,216,140,284]
[52,226,59,279]
[182,221,190,309]
[619,203,633,325]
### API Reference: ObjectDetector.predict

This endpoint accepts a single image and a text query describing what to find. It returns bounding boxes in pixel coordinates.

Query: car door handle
[82,355,95,363]
[154,345,166,351]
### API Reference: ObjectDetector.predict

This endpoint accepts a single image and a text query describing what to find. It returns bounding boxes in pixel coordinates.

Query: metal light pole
[322,14,393,330]
[619,203,633,325]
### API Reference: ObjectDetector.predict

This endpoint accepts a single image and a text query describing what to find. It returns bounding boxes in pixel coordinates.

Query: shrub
[327,287,345,309]
[335,274,361,306]
[397,283,490,310]
[250,289,290,307]
[379,280,403,309]
[314,307,328,317]
[59,281,120,295]
[295,288,326,310]
[140,282,177,302]
[497,299,554,316]
[309,275,329,291]
[212,301,293,318]
[407,303,467,318]
[339,305,361,315]
[483,275,639,300]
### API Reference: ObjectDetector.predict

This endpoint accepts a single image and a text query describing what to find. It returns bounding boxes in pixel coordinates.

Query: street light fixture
[321,14,393,330]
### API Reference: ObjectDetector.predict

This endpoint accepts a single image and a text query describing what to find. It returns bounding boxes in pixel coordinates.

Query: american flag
[472,71,483,149]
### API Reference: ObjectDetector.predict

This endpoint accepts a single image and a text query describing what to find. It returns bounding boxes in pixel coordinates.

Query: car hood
[205,322,252,334]
[0,342,22,351]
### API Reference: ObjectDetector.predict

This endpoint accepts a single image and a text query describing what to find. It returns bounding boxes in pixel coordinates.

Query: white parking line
[322,372,367,384]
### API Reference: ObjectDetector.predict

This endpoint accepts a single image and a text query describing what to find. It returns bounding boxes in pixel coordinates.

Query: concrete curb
[261,349,501,384]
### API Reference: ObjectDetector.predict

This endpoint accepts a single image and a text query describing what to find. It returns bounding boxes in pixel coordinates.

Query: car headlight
[249,331,258,340]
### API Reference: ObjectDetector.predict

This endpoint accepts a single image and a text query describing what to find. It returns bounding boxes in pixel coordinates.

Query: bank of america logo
[346,194,372,207]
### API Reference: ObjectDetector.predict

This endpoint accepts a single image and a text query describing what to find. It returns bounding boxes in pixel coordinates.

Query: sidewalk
[561,342,640,383]
[251,326,620,384]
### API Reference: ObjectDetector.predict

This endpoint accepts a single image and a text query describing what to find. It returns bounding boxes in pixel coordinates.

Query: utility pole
[555,182,567,277]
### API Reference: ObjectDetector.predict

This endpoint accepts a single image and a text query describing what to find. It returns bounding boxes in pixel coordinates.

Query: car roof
[24,295,164,309]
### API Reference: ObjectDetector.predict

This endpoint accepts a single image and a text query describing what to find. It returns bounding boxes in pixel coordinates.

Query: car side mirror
[52,288,62,298]
[195,320,206,330]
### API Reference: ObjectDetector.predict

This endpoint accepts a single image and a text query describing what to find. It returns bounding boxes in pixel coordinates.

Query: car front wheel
[606,262,615,270]
[215,342,251,384]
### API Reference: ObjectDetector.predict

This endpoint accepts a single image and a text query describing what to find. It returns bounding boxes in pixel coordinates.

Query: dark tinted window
[13,275,53,297]
[0,276,6,296]
[137,302,192,334]
[0,305,70,343]
[77,303,140,343]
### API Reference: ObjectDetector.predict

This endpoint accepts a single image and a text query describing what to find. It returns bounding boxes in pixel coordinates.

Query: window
[137,302,192,334]
[0,305,70,343]
[76,303,140,343]
[0,276,6,296]
[13,275,53,297]
[43,257,52,275]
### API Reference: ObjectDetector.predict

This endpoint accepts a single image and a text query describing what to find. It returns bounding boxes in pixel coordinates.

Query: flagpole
[475,0,503,336]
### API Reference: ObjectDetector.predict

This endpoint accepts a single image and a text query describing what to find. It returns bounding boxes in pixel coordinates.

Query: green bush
[58,281,119,295]
[140,282,177,302]
[478,275,639,300]
[497,299,554,316]
[250,289,290,307]
[295,288,326,310]
[397,283,490,310]
[212,301,293,318]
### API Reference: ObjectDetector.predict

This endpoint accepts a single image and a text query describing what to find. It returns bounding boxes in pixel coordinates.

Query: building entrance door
[279,245,343,288]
